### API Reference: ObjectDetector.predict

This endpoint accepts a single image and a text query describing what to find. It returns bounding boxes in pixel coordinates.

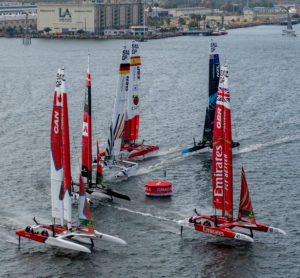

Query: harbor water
[0,24,299,277]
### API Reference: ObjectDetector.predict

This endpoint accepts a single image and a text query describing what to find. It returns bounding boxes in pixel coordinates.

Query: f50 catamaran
[104,46,138,177]
[79,55,130,200]
[121,41,159,158]
[182,40,239,154]
[16,69,126,253]
[282,11,296,37]
[180,65,285,242]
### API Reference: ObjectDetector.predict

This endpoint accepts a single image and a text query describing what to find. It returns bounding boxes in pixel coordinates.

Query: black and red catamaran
[182,40,239,154]
[80,55,130,200]
[180,65,285,241]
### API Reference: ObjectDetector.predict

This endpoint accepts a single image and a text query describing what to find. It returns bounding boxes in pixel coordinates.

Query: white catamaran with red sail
[16,69,126,253]
[182,40,239,154]
[121,41,159,159]
[78,55,130,200]
[180,65,285,242]
[104,46,138,177]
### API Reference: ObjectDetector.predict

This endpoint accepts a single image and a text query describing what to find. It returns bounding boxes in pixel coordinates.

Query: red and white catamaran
[180,65,285,242]
[121,41,159,159]
[16,69,126,253]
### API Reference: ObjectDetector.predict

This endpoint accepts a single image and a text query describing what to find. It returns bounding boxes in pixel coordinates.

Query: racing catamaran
[16,69,126,253]
[180,65,285,241]
[104,46,138,177]
[78,55,130,200]
[182,40,239,154]
[121,41,159,158]
[282,11,296,37]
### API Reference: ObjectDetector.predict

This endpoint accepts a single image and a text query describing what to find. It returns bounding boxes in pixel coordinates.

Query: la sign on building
[37,3,95,33]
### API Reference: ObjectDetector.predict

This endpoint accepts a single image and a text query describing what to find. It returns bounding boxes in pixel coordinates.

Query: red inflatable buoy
[145,181,172,197]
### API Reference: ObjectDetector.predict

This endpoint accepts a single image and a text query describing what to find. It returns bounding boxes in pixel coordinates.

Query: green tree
[178,17,186,26]
[43,27,51,34]
[77,29,84,34]
[165,17,171,25]
[188,21,197,28]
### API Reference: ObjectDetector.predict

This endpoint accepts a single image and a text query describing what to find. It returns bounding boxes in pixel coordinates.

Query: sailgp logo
[82,122,88,137]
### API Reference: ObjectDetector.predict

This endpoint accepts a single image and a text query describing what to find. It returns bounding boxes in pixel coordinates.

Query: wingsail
[105,46,130,163]
[50,69,63,224]
[81,55,92,185]
[238,167,256,224]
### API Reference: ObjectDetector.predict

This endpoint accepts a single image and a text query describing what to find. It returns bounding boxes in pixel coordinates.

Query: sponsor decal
[132,42,139,55]
[216,107,222,128]
[54,111,60,134]
[210,41,217,53]
[122,49,130,61]
[203,226,224,236]
[133,94,139,105]
[214,145,223,197]
[125,76,129,91]
[82,122,88,136]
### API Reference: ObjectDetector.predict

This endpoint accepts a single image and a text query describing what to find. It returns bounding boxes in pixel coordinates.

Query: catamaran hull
[122,144,159,158]
[16,229,91,253]
[94,230,127,245]
[180,215,286,242]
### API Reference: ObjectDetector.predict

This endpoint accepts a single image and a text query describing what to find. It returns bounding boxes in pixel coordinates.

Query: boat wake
[108,204,181,224]
[237,134,300,154]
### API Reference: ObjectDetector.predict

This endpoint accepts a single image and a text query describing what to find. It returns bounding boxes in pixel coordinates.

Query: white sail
[127,41,140,123]
[105,46,131,163]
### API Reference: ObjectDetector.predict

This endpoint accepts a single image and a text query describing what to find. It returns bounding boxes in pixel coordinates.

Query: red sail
[96,141,103,186]
[212,86,225,216]
[238,167,256,224]
[222,74,233,219]
[50,82,62,171]
[212,65,233,219]
[82,56,92,185]
[60,70,72,229]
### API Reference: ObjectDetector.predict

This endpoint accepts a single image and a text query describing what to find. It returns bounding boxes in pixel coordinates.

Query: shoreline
[1,19,299,40]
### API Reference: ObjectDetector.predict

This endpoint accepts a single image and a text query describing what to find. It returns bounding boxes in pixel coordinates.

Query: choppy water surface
[0,25,300,277]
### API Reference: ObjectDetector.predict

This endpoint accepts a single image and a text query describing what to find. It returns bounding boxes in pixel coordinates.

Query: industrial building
[37,0,144,34]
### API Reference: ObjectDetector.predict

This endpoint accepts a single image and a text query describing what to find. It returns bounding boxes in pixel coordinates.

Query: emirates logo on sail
[82,122,88,137]
[214,145,223,197]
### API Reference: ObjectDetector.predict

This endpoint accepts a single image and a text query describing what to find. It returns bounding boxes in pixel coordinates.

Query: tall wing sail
[221,65,233,220]
[238,167,256,224]
[212,71,225,216]
[81,55,92,185]
[105,46,130,163]
[202,107,212,144]
[207,40,220,138]
[287,12,292,30]
[60,69,72,230]
[212,65,233,219]
[122,41,140,146]
[77,175,94,234]
[96,141,104,186]
[50,69,63,224]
